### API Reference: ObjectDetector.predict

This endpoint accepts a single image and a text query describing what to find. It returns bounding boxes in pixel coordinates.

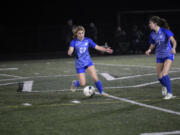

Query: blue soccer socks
[158,78,166,86]
[95,80,104,94]
[159,75,172,94]
[73,80,80,87]
[163,75,172,94]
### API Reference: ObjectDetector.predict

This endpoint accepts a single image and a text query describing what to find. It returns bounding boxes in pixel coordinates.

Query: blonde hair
[72,26,85,38]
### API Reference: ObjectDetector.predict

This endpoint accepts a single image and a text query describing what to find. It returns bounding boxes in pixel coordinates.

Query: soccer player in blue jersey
[68,26,113,95]
[145,16,177,100]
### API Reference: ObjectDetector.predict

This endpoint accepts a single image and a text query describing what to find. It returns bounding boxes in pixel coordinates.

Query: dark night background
[0,0,180,59]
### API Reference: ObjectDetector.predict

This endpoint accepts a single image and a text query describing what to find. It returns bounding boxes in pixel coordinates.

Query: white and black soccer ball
[83,86,95,97]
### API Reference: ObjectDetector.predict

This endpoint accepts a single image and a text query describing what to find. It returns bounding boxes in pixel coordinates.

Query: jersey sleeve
[165,29,174,38]
[70,40,75,47]
[88,38,96,48]
[149,34,155,44]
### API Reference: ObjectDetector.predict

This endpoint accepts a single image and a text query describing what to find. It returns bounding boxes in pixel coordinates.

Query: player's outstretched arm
[145,44,155,56]
[68,47,74,56]
[95,45,113,54]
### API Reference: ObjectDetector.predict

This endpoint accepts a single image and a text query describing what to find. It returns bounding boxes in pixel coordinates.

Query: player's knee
[91,76,99,82]
[93,78,99,82]
[80,81,86,86]
[161,71,168,77]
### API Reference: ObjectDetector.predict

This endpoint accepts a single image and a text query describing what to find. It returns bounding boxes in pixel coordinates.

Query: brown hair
[72,26,85,38]
[149,16,170,29]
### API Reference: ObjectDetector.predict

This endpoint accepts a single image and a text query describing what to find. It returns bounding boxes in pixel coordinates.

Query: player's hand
[68,47,74,56]
[145,49,151,56]
[171,48,176,54]
[68,52,72,56]
[105,48,113,54]
[68,50,73,56]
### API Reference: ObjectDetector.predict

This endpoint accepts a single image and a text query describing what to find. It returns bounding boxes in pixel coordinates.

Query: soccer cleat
[162,87,167,96]
[163,93,173,100]
[101,92,109,97]
[71,80,76,92]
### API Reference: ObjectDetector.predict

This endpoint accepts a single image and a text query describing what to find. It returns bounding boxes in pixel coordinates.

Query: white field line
[0,68,18,71]
[140,130,180,135]
[100,70,180,81]
[0,74,22,78]
[0,74,77,86]
[104,77,180,89]
[31,88,83,93]
[0,77,30,82]
[32,89,72,93]
[95,63,180,70]
[100,73,115,80]
[96,92,180,116]
[104,81,159,89]
[0,74,77,82]
[0,82,20,86]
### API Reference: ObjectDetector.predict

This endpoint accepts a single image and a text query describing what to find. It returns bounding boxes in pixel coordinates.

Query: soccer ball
[83,86,95,97]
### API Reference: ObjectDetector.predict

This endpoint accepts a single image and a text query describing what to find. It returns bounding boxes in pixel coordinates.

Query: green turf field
[0,54,180,135]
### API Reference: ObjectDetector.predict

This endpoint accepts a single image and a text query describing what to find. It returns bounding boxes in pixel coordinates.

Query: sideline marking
[0,82,20,86]
[0,74,76,82]
[100,73,115,80]
[0,74,22,78]
[105,77,180,89]
[0,68,18,71]
[100,70,180,81]
[98,92,180,116]
[140,130,180,135]
[0,77,30,82]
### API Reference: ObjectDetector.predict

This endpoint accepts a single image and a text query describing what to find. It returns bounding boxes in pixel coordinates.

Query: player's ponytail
[159,18,170,30]
[149,16,170,30]
[72,26,85,38]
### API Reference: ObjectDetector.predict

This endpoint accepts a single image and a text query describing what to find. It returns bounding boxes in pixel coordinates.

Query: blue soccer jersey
[70,37,96,68]
[149,27,174,58]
